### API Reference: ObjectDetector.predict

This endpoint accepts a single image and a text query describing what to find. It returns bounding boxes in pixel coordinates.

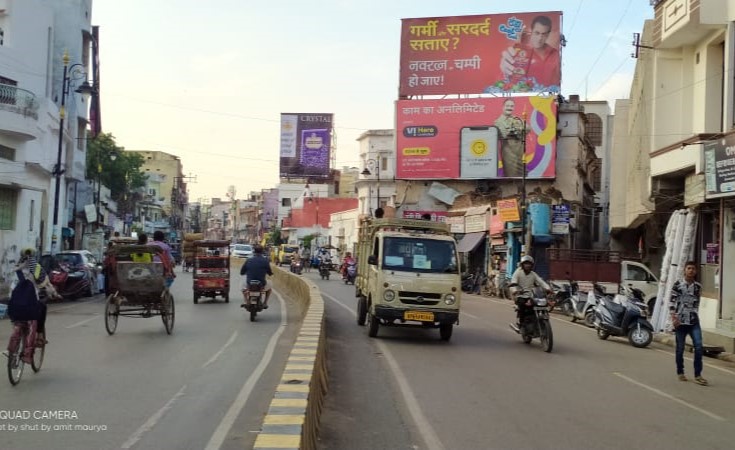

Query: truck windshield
[382,237,458,273]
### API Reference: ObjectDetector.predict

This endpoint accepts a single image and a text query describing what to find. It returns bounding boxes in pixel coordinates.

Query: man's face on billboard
[503,100,515,115]
[529,23,551,49]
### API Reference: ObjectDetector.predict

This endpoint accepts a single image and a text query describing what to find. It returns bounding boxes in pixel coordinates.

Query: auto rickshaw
[192,240,231,304]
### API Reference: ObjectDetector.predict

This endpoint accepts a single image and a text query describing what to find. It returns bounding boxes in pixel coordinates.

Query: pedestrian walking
[670,261,708,386]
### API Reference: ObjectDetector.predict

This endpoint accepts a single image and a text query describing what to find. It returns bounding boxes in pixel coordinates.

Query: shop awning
[457,232,485,253]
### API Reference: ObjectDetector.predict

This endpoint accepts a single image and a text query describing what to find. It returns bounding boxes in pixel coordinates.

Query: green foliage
[301,233,316,249]
[85,132,147,204]
[269,227,283,246]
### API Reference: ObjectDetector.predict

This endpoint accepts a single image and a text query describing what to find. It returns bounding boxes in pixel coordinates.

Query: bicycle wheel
[31,336,45,373]
[162,291,175,335]
[7,335,25,386]
[105,295,119,335]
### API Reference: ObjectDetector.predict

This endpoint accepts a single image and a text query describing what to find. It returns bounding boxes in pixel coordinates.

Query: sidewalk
[653,332,735,363]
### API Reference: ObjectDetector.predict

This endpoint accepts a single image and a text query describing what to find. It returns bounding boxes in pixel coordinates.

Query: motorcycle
[461,272,476,293]
[549,281,572,316]
[319,261,331,280]
[49,262,91,300]
[241,280,265,322]
[343,262,357,285]
[290,259,303,275]
[509,285,554,352]
[594,290,653,348]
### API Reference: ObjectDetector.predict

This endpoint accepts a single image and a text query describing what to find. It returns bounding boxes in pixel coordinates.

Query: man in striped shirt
[670,261,707,386]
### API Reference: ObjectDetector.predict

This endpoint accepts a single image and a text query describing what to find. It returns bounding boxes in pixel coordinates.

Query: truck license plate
[404,311,434,322]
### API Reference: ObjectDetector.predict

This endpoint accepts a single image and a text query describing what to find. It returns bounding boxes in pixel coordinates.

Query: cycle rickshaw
[103,245,175,335]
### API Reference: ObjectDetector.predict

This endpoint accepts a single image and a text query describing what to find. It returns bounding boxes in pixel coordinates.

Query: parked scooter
[343,261,357,285]
[568,282,599,327]
[594,290,653,348]
[550,281,572,316]
[49,262,91,300]
[509,285,554,352]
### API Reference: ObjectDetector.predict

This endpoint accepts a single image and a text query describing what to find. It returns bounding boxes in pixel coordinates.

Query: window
[381,156,388,171]
[77,118,86,150]
[0,187,16,230]
[382,237,458,273]
[282,198,291,207]
[0,27,4,46]
[585,113,603,147]
[590,158,602,191]
[29,199,34,231]
[0,144,15,161]
[625,265,649,282]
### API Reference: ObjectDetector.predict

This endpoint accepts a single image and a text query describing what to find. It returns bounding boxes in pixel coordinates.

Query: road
[0,267,300,450]
[315,271,735,450]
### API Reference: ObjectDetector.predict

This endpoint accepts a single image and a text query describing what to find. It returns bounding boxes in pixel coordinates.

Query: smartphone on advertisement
[460,126,498,179]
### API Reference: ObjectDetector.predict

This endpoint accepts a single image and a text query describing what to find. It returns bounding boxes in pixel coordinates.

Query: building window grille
[0,187,17,230]
[0,144,15,161]
[585,113,603,147]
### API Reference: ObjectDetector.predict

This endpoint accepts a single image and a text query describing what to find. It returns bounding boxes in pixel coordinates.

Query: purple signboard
[280,113,333,178]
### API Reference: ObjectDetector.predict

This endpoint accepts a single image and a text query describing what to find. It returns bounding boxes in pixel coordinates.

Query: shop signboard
[446,215,465,233]
[465,213,487,233]
[551,204,570,234]
[497,198,520,222]
[704,134,735,199]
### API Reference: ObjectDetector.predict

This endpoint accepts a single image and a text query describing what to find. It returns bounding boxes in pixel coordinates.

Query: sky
[91,0,654,201]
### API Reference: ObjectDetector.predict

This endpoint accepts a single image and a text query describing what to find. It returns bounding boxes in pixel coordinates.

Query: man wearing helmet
[240,244,273,309]
[510,255,551,328]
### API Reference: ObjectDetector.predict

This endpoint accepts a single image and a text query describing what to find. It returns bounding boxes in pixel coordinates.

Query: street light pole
[51,51,94,254]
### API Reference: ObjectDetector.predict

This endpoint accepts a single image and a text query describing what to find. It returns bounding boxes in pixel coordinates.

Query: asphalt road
[314,271,735,450]
[0,267,300,450]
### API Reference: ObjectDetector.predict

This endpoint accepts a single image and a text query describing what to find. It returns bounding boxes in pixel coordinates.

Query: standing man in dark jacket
[240,244,273,309]
[670,261,707,386]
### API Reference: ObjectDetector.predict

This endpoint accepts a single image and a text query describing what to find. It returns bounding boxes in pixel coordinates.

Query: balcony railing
[0,83,39,119]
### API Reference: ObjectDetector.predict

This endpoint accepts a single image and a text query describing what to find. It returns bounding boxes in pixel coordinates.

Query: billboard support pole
[520,113,527,255]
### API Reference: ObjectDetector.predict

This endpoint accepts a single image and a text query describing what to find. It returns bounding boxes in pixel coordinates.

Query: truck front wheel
[357,296,367,326]
[439,323,453,341]
[367,312,379,337]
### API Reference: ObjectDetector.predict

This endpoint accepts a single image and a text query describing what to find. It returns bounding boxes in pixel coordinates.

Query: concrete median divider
[253,265,327,450]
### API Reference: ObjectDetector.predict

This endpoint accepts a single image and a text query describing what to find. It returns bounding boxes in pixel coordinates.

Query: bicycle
[6,320,45,386]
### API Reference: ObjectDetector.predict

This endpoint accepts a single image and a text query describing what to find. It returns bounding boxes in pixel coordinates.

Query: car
[278,244,300,266]
[52,250,102,296]
[232,244,254,259]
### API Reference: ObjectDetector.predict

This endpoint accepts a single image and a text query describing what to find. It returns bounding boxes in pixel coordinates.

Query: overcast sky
[92,0,653,200]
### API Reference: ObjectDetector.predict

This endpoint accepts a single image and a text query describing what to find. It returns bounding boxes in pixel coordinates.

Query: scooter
[343,262,357,285]
[241,280,265,322]
[594,292,654,348]
[509,285,554,352]
[49,263,91,300]
[290,259,303,275]
[569,282,599,327]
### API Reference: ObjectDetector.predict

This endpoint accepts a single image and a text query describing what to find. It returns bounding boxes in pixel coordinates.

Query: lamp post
[306,185,320,247]
[51,50,95,254]
[361,158,381,216]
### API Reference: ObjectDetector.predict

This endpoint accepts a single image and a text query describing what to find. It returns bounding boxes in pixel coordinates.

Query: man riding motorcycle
[340,252,356,279]
[510,255,551,330]
[240,244,273,309]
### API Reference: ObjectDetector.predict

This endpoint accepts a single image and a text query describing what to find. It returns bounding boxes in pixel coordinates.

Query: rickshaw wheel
[224,293,229,303]
[162,291,175,335]
[105,295,119,335]
[193,291,199,304]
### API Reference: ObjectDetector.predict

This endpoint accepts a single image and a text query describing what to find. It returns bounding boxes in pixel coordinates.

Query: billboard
[704,134,735,199]
[399,12,562,96]
[395,96,557,179]
[279,113,333,178]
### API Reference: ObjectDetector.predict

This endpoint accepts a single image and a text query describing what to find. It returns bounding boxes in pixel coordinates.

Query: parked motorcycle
[594,291,653,348]
[509,285,554,352]
[343,262,357,285]
[319,261,331,280]
[49,262,91,300]
[241,280,265,322]
[550,281,572,315]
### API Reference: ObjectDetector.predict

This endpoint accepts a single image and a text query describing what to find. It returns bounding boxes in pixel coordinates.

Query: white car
[232,244,254,259]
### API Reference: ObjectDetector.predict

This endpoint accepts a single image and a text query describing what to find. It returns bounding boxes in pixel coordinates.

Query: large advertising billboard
[704,134,735,199]
[399,12,562,96]
[395,96,557,180]
[279,113,333,178]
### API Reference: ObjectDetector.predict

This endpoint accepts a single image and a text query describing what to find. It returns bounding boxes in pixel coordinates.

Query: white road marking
[65,314,100,329]
[613,372,725,421]
[202,331,239,369]
[460,311,481,320]
[121,384,188,448]
[204,289,288,450]
[652,348,735,376]
[321,292,446,450]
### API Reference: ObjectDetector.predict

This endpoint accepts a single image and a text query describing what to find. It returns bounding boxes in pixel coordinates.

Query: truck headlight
[444,294,456,305]
[383,290,396,302]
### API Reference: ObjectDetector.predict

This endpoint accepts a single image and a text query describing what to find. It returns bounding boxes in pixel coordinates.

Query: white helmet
[520,255,535,265]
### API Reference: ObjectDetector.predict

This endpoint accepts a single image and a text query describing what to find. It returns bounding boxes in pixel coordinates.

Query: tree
[85,132,147,206]
[269,227,283,246]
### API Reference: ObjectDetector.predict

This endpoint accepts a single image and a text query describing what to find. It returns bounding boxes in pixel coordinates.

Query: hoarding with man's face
[395,96,557,180]
[399,12,563,96]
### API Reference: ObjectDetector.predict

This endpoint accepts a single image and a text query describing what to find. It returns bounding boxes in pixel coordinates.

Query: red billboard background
[399,12,562,96]
[395,96,557,180]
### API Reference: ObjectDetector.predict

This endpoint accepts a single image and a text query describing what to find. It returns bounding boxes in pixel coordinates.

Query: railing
[0,83,39,119]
